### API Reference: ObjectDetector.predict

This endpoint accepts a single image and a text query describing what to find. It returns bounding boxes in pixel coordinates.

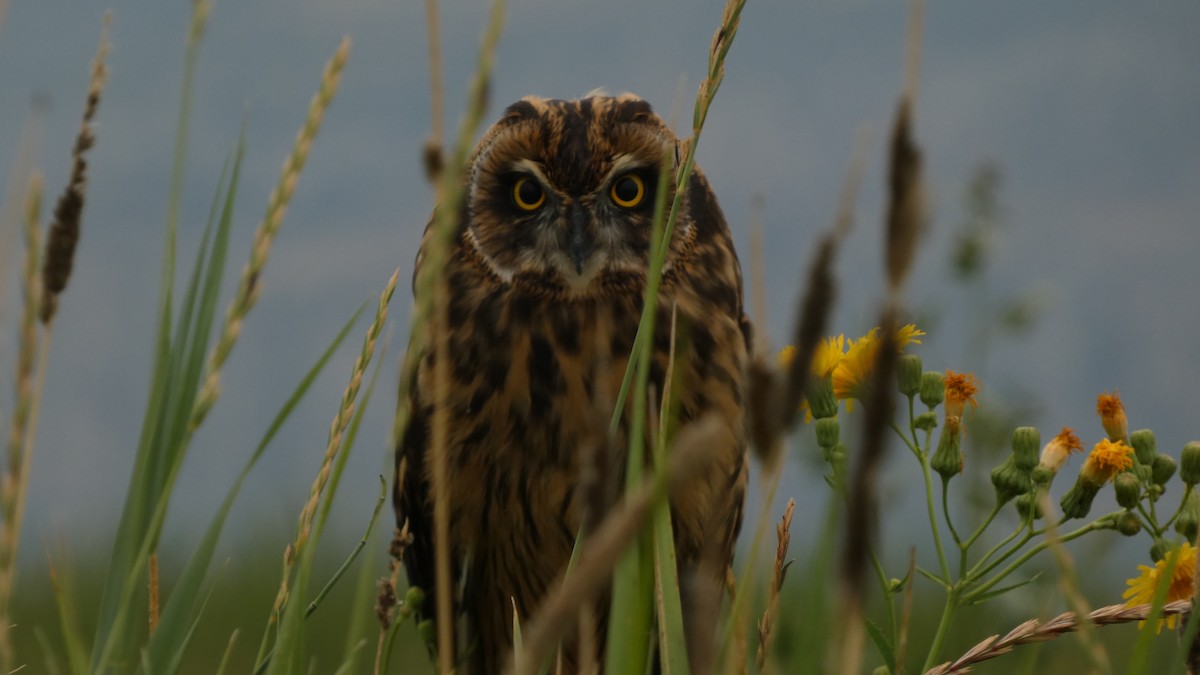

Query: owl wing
[393,364,458,652]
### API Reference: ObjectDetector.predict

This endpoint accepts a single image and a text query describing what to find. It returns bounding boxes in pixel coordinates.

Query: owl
[394,94,751,673]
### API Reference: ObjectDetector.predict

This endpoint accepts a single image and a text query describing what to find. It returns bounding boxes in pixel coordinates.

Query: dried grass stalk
[838,309,898,674]
[926,601,1191,675]
[270,268,397,621]
[40,16,109,324]
[509,415,725,675]
[190,36,350,432]
[755,498,795,672]
[0,172,43,670]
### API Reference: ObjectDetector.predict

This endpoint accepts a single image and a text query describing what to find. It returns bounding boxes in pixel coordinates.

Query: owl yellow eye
[512,176,545,211]
[610,174,645,208]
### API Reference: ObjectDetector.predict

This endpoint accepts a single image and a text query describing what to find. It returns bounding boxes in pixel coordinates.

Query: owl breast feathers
[394,94,751,673]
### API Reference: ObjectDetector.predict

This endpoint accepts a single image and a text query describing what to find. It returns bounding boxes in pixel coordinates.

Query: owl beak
[567,204,593,274]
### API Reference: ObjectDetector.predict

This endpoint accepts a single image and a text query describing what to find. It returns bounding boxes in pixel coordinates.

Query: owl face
[463,94,684,296]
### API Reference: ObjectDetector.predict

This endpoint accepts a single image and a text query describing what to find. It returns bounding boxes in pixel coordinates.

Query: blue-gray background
[1,1,1197,592]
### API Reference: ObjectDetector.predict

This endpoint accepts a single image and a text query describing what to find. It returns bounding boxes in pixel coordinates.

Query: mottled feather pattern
[395,95,750,673]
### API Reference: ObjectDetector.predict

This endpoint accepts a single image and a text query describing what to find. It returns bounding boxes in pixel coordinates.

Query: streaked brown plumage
[394,94,750,673]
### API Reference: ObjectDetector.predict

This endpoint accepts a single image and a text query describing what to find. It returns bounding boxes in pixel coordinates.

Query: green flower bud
[418,618,437,646]
[1153,454,1178,486]
[888,578,905,593]
[1060,477,1101,520]
[1136,464,1153,484]
[815,417,840,449]
[1113,473,1141,509]
[1116,511,1143,536]
[1149,484,1164,498]
[404,586,426,614]
[1181,441,1200,485]
[932,417,964,481]
[920,371,945,409]
[914,411,938,432]
[871,666,891,675]
[1175,490,1200,541]
[1031,465,1054,487]
[1150,539,1174,563]
[896,354,923,397]
[1012,426,1041,471]
[1016,493,1044,520]
[1130,429,1158,466]
[807,376,839,420]
[991,455,1032,505]
[824,443,848,481]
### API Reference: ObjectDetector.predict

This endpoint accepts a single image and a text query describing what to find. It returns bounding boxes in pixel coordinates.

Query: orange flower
[1039,427,1084,472]
[1080,438,1133,487]
[1123,542,1195,632]
[943,370,979,420]
[1097,390,1128,441]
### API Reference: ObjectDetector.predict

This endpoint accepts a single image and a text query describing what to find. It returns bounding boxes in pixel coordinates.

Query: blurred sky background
[1,0,1198,592]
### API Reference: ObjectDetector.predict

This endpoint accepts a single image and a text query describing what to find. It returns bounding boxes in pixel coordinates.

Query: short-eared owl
[395,94,750,673]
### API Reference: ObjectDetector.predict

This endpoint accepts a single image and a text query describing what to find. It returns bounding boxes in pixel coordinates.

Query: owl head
[461,94,705,297]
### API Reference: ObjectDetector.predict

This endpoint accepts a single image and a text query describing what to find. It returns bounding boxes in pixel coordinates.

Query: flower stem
[919,441,953,583]
[941,479,963,547]
[921,588,959,672]
[962,502,1002,552]
[966,511,1032,580]
[964,518,1111,603]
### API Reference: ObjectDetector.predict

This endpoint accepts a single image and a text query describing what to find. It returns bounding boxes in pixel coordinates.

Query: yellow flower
[895,323,926,349]
[812,335,846,378]
[779,337,846,379]
[943,370,979,420]
[1123,542,1195,632]
[832,332,875,407]
[1097,390,1129,441]
[831,325,925,412]
[1039,427,1084,472]
[1080,438,1133,487]
[778,345,796,367]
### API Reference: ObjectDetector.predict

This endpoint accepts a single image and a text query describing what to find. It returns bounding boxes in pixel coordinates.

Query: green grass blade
[652,506,689,675]
[267,277,395,675]
[92,141,242,673]
[332,640,368,675]
[603,150,673,675]
[214,630,239,675]
[142,300,363,672]
[92,7,208,661]
[48,561,89,675]
[155,573,221,675]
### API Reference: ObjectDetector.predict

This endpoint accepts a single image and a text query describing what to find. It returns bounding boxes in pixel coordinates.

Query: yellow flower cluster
[779,324,924,419]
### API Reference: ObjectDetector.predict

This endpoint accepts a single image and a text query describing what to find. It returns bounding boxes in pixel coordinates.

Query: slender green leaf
[963,573,1042,605]
[915,566,950,589]
[864,618,896,672]
[143,299,364,672]
[332,640,368,675]
[48,560,89,675]
[93,141,241,673]
[214,630,239,675]
[652,505,690,675]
